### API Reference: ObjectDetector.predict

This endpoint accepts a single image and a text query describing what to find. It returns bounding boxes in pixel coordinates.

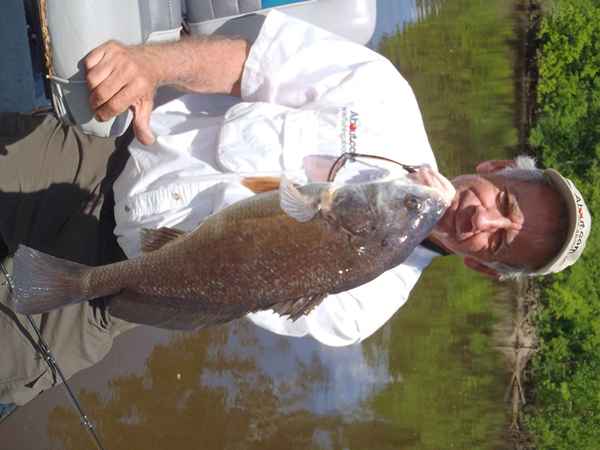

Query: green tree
[525,1,600,448]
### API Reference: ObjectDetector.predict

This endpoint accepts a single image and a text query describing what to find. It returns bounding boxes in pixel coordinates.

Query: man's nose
[472,206,512,232]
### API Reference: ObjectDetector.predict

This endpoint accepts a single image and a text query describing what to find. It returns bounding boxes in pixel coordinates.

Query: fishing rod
[0,262,107,450]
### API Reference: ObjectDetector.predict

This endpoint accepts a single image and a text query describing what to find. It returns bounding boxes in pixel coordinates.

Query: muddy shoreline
[494,278,538,450]
[513,0,542,155]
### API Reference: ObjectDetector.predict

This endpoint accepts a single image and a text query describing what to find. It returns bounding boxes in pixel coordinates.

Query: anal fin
[270,293,327,321]
[141,227,186,253]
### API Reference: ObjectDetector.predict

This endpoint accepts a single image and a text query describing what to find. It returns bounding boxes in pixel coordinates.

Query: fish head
[322,182,381,238]
[326,177,449,247]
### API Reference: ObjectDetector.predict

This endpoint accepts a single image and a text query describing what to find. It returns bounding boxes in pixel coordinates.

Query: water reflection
[369,0,444,49]
[39,322,414,450]
[201,323,394,416]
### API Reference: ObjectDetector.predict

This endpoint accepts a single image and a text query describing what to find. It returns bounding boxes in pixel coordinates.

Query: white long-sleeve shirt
[113,10,440,347]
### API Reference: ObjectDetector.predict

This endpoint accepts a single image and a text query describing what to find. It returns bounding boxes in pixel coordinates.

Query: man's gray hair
[496,155,546,182]
[480,155,552,280]
[482,261,526,281]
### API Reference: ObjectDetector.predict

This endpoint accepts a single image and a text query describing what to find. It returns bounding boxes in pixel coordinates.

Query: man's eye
[490,230,505,254]
[496,190,505,212]
[498,188,511,214]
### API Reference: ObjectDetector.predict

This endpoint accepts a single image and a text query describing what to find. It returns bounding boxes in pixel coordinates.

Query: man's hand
[84,37,247,144]
[84,41,161,145]
[407,165,456,206]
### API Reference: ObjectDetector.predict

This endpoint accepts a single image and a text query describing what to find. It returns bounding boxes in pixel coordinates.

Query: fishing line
[45,74,88,84]
[0,262,107,450]
[327,152,419,182]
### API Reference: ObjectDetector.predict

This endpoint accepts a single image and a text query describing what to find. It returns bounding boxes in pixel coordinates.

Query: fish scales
[114,196,359,304]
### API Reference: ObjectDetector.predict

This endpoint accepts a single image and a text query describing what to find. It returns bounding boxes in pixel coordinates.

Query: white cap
[532,169,592,275]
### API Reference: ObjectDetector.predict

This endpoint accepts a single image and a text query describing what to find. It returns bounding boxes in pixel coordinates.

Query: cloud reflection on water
[200,321,397,417]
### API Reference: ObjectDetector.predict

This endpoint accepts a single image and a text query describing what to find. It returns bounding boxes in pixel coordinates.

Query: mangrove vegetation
[524,0,600,449]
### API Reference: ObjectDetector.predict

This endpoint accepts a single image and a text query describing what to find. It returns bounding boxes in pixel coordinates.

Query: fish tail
[12,245,93,315]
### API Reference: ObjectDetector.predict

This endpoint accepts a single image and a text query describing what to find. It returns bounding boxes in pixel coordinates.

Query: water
[0,0,37,113]
[3,1,522,448]
[0,0,49,112]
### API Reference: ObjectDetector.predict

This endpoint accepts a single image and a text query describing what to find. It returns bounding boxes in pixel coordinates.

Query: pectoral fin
[270,293,327,321]
[279,176,319,222]
[141,227,186,253]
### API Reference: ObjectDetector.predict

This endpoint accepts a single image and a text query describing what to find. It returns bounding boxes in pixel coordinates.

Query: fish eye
[404,195,423,212]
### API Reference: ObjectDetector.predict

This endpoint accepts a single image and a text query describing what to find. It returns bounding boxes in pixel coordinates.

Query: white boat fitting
[39,0,377,138]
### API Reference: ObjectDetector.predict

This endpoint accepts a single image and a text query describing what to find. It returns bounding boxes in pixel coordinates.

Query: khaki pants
[0,113,136,405]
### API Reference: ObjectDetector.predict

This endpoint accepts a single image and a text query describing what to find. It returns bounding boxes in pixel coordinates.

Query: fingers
[84,40,123,93]
[95,83,155,145]
[91,74,155,121]
[93,83,132,121]
[85,41,129,118]
[89,68,134,115]
[85,59,115,94]
[83,41,158,127]
[408,166,456,205]
[83,41,116,72]
[132,99,155,145]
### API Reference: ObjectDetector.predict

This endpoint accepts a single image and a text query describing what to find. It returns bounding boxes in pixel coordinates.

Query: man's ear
[463,256,500,279]
[475,160,515,174]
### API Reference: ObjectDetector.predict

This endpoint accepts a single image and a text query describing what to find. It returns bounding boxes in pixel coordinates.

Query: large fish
[12,175,450,329]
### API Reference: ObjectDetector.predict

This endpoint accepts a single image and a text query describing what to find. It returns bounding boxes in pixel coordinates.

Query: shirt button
[124,205,131,212]
[172,192,182,201]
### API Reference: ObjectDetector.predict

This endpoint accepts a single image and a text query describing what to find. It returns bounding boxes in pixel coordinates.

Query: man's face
[432,173,566,271]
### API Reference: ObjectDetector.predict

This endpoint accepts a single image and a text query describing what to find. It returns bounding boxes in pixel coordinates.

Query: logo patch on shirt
[340,109,360,154]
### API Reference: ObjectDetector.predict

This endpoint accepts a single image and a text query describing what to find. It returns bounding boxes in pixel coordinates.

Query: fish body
[12,176,449,329]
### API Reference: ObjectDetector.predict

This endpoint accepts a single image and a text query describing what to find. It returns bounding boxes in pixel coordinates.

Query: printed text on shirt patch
[340,108,360,154]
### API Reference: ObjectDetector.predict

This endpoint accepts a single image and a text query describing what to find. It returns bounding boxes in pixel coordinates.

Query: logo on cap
[569,193,587,254]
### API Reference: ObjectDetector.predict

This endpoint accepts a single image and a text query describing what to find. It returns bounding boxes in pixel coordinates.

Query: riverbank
[512,0,600,449]
[513,0,541,153]
[498,278,537,450]
[504,2,542,447]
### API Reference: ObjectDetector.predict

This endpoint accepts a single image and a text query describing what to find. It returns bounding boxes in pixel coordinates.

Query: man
[83,10,591,344]
[0,10,591,415]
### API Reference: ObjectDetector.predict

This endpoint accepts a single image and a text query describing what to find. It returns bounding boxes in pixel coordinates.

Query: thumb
[302,155,339,182]
[132,99,155,145]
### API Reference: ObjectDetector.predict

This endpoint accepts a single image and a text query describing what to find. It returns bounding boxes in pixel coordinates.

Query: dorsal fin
[241,176,281,193]
[141,227,186,253]
[270,293,327,321]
